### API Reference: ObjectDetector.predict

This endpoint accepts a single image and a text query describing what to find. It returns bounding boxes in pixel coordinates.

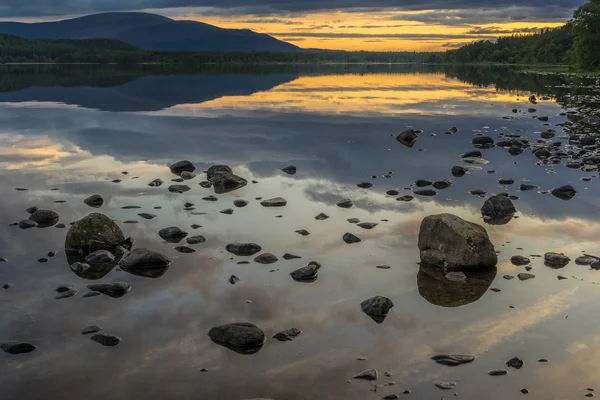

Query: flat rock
[180,171,196,180]
[433,179,453,190]
[55,289,77,299]
[488,369,508,376]
[272,328,302,341]
[168,185,191,194]
[432,354,475,366]
[551,185,577,200]
[397,129,418,147]
[120,248,170,272]
[414,189,437,196]
[81,326,102,335]
[138,213,157,220]
[1,342,36,354]
[86,282,131,298]
[282,253,301,260]
[260,197,287,207]
[353,369,378,381]
[187,235,207,245]
[91,333,121,346]
[207,165,247,194]
[517,273,535,281]
[158,227,188,243]
[357,222,378,230]
[434,381,457,390]
[315,213,329,220]
[295,229,310,236]
[254,253,279,264]
[397,195,414,202]
[357,182,373,189]
[208,322,265,350]
[226,243,262,256]
[281,165,297,175]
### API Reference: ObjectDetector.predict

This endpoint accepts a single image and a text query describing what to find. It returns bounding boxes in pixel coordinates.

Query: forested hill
[446,0,600,70]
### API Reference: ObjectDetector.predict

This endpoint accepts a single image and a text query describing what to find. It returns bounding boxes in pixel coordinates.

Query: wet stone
[81,326,102,335]
[260,197,287,207]
[234,200,249,208]
[254,253,279,264]
[315,213,329,220]
[138,213,157,220]
[82,291,101,298]
[361,295,394,323]
[29,209,59,227]
[414,189,437,196]
[337,199,354,208]
[551,185,577,200]
[518,273,535,281]
[357,182,374,189]
[397,129,418,147]
[159,227,188,242]
[272,328,302,341]
[434,381,457,390]
[55,289,77,299]
[180,171,196,180]
[431,354,475,367]
[84,194,104,208]
[168,185,191,194]
[175,246,195,253]
[91,333,122,347]
[25,206,38,214]
[343,233,361,244]
[544,252,570,267]
[415,179,433,187]
[488,370,508,376]
[397,195,414,202]
[229,275,240,285]
[295,229,310,236]
[290,261,321,282]
[208,322,265,351]
[1,342,36,354]
[2,282,14,289]
[511,255,531,265]
[70,262,90,274]
[282,253,301,260]
[358,222,378,230]
[433,179,453,190]
[170,160,196,175]
[281,165,297,175]
[353,369,378,381]
[226,243,262,257]
[186,235,207,245]
[85,250,115,265]
[18,220,37,229]
[507,357,524,369]
[86,282,131,298]
[220,209,234,215]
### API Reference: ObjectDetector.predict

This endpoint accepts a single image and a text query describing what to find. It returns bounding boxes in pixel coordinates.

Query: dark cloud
[467,25,543,34]
[0,0,584,19]
[237,17,303,24]
[268,31,496,39]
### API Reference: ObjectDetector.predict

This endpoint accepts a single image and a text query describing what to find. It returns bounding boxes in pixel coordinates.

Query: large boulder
[65,213,127,255]
[207,165,247,194]
[170,160,196,175]
[481,195,516,219]
[418,214,497,270]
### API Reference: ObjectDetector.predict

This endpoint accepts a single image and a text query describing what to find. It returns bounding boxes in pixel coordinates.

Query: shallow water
[1,65,600,400]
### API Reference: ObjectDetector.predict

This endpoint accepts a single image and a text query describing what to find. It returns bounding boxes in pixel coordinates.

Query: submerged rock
[84,194,104,208]
[86,282,131,298]
[433,179,453,190]
[295,229,310,236]
[29,209,59,227]
[18,220,37,229]
[1,342,36,354]
[397,195,414,202]
[432,354,475,366]
[158,227,188,243]
[282,253,301,260]
[81,326,102,335]
[418,214,497,270]
[315,213,329,220]
[226,243,262,256]
[360,295,394,323]
[290,261,321,282]
[415,179,433,187]
[91,333,121,346]
[272,328,301,341]
[396,129,418,147]
[260,197,287,207]
[208,322,265,353]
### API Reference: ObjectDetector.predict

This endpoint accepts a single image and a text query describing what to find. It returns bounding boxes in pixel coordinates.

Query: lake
[1,64,600,400]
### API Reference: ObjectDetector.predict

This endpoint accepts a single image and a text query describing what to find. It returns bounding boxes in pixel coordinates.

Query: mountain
[0,12,299,52]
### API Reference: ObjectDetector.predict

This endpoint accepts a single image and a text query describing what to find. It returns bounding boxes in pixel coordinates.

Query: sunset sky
[0,0,585,51]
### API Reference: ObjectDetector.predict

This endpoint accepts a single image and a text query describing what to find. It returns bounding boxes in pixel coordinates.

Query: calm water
[1,65,600,400]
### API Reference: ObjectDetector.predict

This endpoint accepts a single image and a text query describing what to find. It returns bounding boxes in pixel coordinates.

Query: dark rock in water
[120,248,170,278]
[361,295,394,323]
[397,195,414,202]
[148,179,163,187]
[290,261,321,282]
[386,190,400,196]
[70,262,90,274]
[158,227,188,243]
[461,150,482,159]
[85,250,115,265]
[283,253,301,260]
[418,214,497,270]
[170,160,196,175]
[25,206,38,214]
[87,282,131,298]
[260,197,287,207]
[175,246,195,253]
[382,395,399,400]
[207,165,247,194]
[229,275,240,284]
[315,213,329,220]
[2,282,14,289]
[415,179,433,187]
[29,209,59,227]
[295,229,310,236]
[488,370,508,376]
[18,219,37,229]
[55,289,77,299]
[226,243,262,256]
[497,178,515,185]
[168,185,191,194]
[220,208,234,215]
[431,354,475,367]
[504,274,514,280]
[511,256,530,266]
[337,199,354,208]
[396,129,418,147]
[544,252,570,267]
[470,189,487,196]
[199,181,212,188]
[1,342,36,354]
[234,200,249,208]
[433,179,453,190]
[282,165,297,175]
[38,258,48,263]
[508,146,524,156]
[520,183,539,191]
[347,218,360,224]
[55,224,66,228]
[47,250,56,257]
[506,357,524,369]
[82,326,102,335]
[254,253,279,264]
[358,222,378,230]
[414,189,437,197]
[56,285,74,293]
[272,328,301,341]
[208,322,265,353]
[576,256,597,265]
[82,291,101,298]
[186,235,207,245]
[357,182,374,189]
[353,369,378,381]
[138,213,157,220]
[91,333,121,346]
[180,171,196,180]
[551,185,576,200]
[84,194,104,208]
[451,166,467,177]
[518,273,535,281]
[472,136,494,148]
[343,233,361,244]
[121,205,141,209]
[15,188,29,191]
[172,178,184,183]
[481,195,516,218]
[202,195,218,201]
